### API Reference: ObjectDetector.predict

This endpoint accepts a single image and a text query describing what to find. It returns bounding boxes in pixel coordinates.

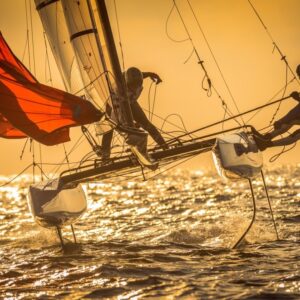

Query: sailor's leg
[131,102,166,146]
[101,129,114,160]
[271,129,300,147]
[265,123,293,140]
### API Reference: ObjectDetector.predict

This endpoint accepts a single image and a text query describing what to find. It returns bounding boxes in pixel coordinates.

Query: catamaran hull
[28,180,87,228]
[212,132,263,180]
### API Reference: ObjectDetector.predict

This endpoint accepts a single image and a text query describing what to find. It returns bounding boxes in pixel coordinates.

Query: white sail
[60,0,115,112]
[35,0,141,135]
[35,0,83,94]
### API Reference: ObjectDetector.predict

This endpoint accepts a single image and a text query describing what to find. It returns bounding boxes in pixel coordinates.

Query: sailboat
[0,0,284,248]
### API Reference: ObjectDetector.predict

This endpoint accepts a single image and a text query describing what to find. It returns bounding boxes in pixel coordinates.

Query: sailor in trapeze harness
[102,67,167,162]
[254,64,300,151]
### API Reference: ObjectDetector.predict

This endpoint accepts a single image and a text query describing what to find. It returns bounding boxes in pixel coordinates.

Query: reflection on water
[0,166,299,299]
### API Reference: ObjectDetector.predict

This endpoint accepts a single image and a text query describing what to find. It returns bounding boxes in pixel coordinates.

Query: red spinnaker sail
[0,32,102,145]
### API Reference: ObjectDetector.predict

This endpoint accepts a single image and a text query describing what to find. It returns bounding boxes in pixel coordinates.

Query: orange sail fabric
[0,32,102,145]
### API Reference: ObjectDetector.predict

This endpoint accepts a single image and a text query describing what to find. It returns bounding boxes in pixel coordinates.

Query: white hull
[212,132,263,180]
[28,180,87,228]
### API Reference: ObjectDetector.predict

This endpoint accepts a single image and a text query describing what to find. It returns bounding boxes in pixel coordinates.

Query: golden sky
[0,0,299,175]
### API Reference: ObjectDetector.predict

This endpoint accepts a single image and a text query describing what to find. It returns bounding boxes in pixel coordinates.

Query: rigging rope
[269,142,297,163]
[30,139,36,183]
[165,1,243,128]
[151,83,158,122]
[39,144,43,181]
[147,81,155,120]
[43,32,53,85]
[167,94,292,143]
[147,81,158,122]
[29,0,36,76]
[172,0,212,96]
[0,164,33,187]
[245,77,296,125]
[165,3,190,43]
[24,0,31,71]
[21,34,29,64]
[268,63,289,127]
[186,0,245,125]
[19,138,29,160]
[247,0,300,86]
[113,0,126,71]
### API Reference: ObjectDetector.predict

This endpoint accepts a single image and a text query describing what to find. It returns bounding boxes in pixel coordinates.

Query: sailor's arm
[271,129,300,147]
[142,72,162,84]
[290,91,300,102]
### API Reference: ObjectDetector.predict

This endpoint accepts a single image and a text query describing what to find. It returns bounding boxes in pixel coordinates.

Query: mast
[95,0,134,127]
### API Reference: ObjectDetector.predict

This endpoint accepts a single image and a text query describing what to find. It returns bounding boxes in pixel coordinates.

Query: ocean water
[0,166,299,299]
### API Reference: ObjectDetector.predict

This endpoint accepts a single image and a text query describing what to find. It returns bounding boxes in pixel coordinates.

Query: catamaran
[2,0,296,248]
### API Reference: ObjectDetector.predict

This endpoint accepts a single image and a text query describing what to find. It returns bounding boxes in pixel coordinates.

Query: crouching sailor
[254,65,300,150]
[101,67,168,168]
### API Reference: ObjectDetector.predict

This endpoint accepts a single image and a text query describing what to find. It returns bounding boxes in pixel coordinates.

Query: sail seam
[36,0,59,11]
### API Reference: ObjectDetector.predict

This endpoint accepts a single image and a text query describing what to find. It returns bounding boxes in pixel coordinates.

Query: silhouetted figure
[102,67,167,160]
[255,64,300,150]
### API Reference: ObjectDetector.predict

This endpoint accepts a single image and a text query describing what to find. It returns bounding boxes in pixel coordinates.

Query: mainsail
[0,32,102,145]
[35,0,128,126]
[35,0,77,93]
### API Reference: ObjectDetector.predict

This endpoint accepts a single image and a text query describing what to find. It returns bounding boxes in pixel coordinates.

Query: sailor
[102,67,167,160]
[255,64,300,150]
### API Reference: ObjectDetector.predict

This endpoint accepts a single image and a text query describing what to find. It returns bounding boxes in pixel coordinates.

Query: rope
[34,163,50,180]
[145,149,209,182]
[268,64,289,126]
[247,0,300,86]
[161,113,190,135]
[21,34,29,63]
[38,144,43,181]
[43,32,53,85]
[141,106,196,137]
[269,142,297,163]
[172,0,212,97]
[147,81,158,122]
[245,77,296,124]
[30,139,36,183]
[24,0,31,70]
[165,1,243,127]
[63,143,71,171]
[167,94,292,143]
[0,164,33,187]
[147,81,155,119]
[29,0,36,76]
[113,0,126,71]
[165,3,190,43]
[19,138,29,160]
[151,83,158,122]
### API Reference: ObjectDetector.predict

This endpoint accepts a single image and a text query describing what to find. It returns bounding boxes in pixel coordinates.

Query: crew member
[102,67,167,160]
[255,64,300,150]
